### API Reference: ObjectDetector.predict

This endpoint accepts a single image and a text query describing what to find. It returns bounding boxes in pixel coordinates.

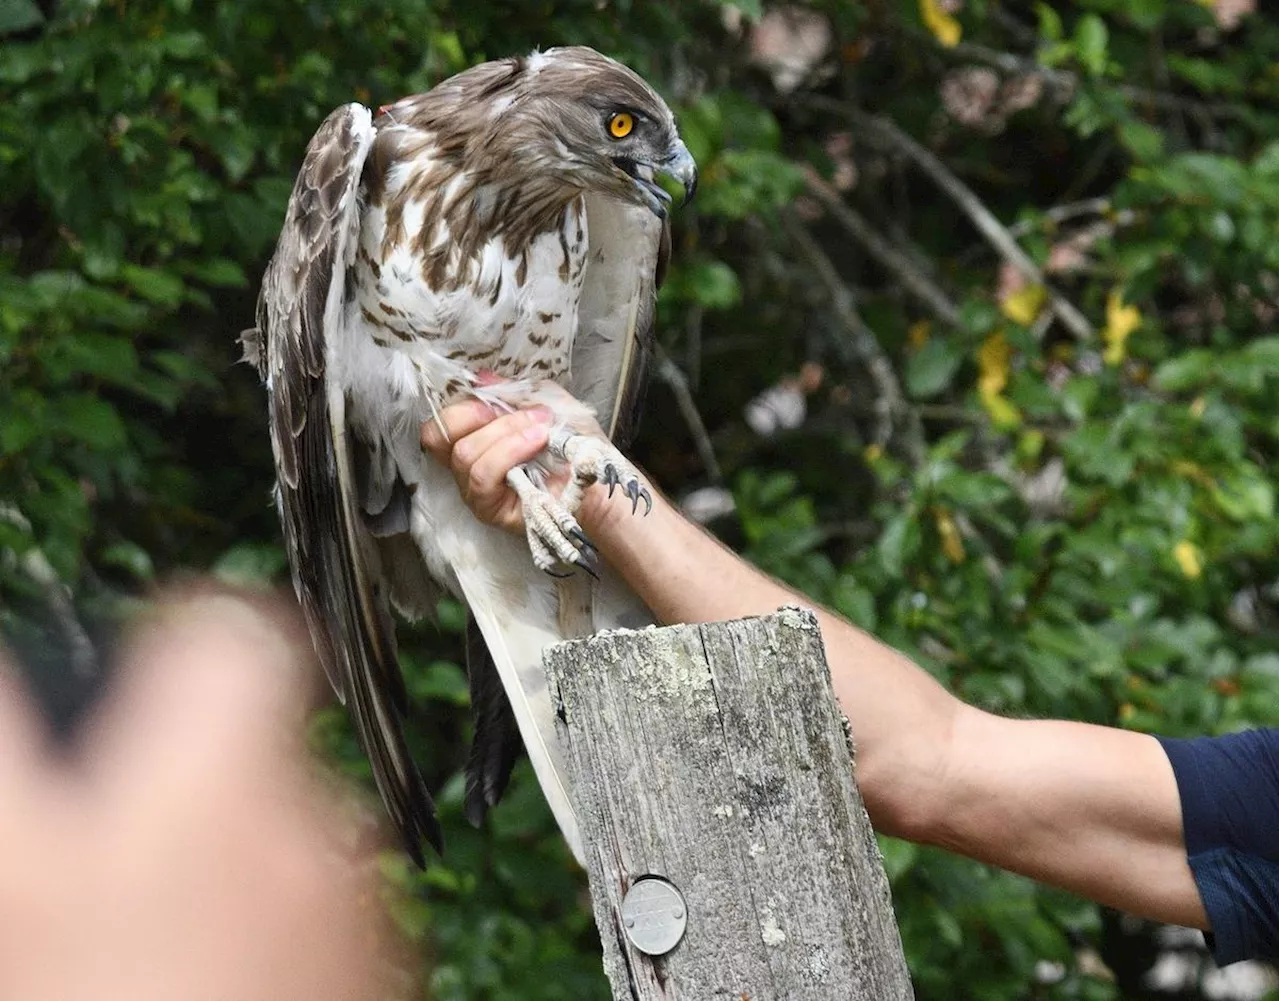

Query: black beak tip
[682,174,698,207]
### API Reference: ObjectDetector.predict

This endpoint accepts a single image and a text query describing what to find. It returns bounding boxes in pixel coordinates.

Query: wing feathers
[463,618,522,827]
[256,103,441,860]
[570,195,668,446]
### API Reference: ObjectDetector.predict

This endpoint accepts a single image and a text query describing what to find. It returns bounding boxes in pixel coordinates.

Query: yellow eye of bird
[609,112,634,139]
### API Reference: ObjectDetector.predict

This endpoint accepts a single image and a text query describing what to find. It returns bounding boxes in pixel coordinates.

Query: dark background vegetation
[1,0,1275,997]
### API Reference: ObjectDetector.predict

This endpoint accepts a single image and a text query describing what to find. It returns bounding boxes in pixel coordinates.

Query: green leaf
[99,540,155,581]
[719,0,763,24]
[877,836,919,883]
[1035,3,1063,41]
[669,259,742,310]
[878,511,921,576]
[212,543,287,585]
[51,394,127,449]
[906,338,964,399]
[1119,120,1164,162]
[1073,14,1109,76]
[120,264,185,307]
[0,0,43,34]
[1153,349,1216,391]
[409,660,470,706]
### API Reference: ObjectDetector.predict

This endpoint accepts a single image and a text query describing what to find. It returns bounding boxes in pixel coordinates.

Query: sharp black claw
[543,566,573,579]
[640,488,653,516]
[627,479,641,515]
[604,464,619,498]
[568,526,597,555]
[573,548,601,580]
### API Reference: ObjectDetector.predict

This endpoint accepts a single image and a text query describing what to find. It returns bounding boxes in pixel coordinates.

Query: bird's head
[490,47,697,217]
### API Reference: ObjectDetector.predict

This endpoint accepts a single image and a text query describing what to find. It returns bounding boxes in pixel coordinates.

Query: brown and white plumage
[241,47,696,863]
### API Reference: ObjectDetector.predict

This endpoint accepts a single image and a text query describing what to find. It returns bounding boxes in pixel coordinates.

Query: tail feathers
[452,563,585,865]
[463,618,522,826]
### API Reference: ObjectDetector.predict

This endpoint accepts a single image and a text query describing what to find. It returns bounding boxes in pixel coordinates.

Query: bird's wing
[570,195,671,447]
[251,103,441,861]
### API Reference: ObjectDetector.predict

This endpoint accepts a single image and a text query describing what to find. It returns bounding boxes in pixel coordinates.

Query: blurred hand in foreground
[0,587,395,1001]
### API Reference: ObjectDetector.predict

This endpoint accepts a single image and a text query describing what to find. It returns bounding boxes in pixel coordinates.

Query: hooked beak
[662,140,698,207]
[615,140,699,218]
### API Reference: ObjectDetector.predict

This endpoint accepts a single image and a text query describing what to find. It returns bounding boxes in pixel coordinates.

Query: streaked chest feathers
[338,134,591,429]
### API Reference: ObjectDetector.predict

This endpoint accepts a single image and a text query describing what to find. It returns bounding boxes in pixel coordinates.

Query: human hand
[420,385,617,537]
[0,588,397,1001]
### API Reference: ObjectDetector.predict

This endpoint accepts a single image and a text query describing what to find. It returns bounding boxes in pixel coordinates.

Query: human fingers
[449,409,548,482]
[97,589,391,1001]
[420,398,501,458]
[460,426,554,531]
[0,658,52,810]
[83,585,317,807]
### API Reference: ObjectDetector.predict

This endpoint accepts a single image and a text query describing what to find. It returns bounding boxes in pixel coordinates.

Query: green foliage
[2,0,1275,998]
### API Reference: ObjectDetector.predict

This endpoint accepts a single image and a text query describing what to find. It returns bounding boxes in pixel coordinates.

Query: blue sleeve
[1156,728,1278,966]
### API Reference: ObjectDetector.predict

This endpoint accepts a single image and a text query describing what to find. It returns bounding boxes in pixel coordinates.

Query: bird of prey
[241,46,697,865]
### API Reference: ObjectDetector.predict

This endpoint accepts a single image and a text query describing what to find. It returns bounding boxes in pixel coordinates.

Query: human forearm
[579,487,961,839]
[940,712,1207,928]
[584,490,1208,928]
[423,403,1209,930]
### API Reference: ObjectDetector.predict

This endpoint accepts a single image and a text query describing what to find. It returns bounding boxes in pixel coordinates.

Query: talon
[568,527,596,554]
[543,566,574,579]
[572,548,601,580]
[603,464,619,498]
[626,479,641,515]
[639,488,653,516]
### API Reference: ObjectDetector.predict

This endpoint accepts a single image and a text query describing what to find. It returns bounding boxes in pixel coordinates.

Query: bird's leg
[505,465,600,579]
[547,429,652,517]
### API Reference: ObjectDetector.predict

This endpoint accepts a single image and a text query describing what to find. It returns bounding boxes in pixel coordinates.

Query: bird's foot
[548,430,652,517]
[505,465,599,579]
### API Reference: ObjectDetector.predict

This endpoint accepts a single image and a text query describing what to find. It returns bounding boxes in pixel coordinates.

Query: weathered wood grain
[545,607,913,1000]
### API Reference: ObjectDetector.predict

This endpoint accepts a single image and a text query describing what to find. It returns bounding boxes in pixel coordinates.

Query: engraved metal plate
[620,876,687,956]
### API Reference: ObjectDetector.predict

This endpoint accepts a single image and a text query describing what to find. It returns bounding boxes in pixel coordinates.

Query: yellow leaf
[1103,290,1141,366]
[908,319,931,350]
[919,0,962,47]
[976,332,1020,428]
[1173,540,1204,580]
[863,443,883,462]
[1000,283,1047,326]
[934,508,966,563]
[1170,460,1214,488]
[981,389,1022,429]
[977,333,1011,397]
[1189,396,1207,418]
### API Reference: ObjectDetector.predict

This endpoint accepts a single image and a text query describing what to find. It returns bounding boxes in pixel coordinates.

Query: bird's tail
[452,553,655,867]
[452,560,586,864]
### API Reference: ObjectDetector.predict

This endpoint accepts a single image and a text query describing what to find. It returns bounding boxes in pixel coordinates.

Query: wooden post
[544,607,913,1000]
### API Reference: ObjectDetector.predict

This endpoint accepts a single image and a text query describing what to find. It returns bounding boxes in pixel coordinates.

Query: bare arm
[422,402,1207,930]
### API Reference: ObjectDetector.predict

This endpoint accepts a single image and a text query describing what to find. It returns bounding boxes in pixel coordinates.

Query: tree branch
[947,39,1257,124]
[654,347,723,484]
[803,96,1093,341]
[803,171,963,328]
[780,211,925,464]
[0,505,98,681]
